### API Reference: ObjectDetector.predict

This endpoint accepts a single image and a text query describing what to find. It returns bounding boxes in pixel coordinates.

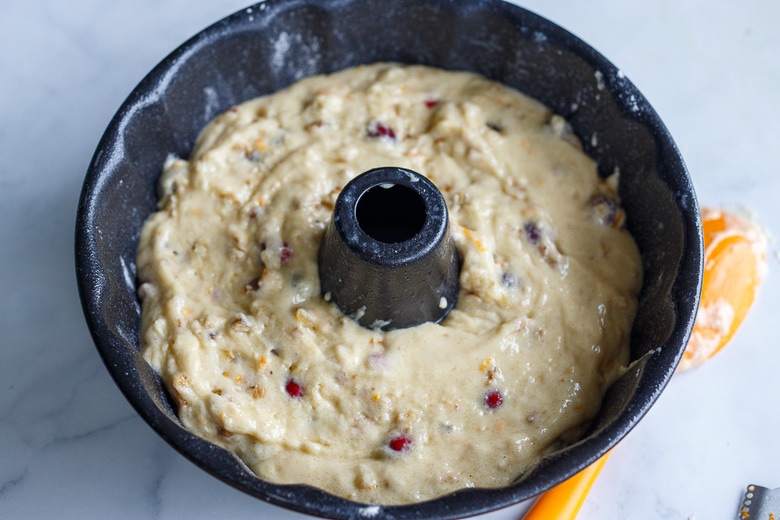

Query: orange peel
[679,207,768,371]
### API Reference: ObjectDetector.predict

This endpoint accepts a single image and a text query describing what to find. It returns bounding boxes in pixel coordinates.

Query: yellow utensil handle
[523,451,612,520]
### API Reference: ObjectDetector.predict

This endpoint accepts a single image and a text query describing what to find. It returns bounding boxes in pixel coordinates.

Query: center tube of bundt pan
[318,167,461,330]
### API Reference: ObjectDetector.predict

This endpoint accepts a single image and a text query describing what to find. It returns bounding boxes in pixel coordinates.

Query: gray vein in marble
[0,470,28,498]
[39,414,138,453]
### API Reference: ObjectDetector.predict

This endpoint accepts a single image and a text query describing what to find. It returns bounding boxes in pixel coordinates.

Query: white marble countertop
[2,1,778,519]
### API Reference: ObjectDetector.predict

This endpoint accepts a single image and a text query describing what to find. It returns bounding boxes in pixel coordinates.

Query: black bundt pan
[75,0,703,518]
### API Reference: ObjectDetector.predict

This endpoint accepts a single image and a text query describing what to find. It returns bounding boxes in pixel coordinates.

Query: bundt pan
[75,0,703,518]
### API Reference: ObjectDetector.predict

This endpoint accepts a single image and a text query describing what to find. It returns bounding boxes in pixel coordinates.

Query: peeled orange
[679,207,768,371]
